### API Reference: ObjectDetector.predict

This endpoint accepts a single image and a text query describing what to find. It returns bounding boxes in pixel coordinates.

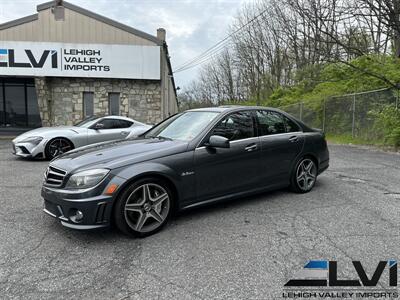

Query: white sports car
[12,116,152,160]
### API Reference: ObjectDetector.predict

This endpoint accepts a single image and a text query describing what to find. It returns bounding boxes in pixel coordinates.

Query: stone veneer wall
[35,77,162,126]
[35,77,52,127]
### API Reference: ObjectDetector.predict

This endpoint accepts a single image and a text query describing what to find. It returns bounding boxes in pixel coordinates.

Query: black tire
[45,137,74,160]
[113,177,173,238]
[290,156,318,193]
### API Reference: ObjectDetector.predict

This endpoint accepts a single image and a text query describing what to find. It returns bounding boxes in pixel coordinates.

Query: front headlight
[21,136,43,145]
[66,168,109,189]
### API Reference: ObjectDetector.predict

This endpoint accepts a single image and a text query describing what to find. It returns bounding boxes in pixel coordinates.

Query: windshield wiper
[147,135,173,141]
[156,135,173,141]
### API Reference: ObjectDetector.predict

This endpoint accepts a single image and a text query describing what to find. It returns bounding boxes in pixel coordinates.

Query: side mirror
[206,135,230,148]
[94,123,104,130]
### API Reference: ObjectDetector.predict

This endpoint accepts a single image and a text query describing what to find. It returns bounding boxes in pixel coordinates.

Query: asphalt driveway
[0,140,399,299]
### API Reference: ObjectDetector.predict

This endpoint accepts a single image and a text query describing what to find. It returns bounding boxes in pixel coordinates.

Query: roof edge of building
[0,13,38,30]
[36,0,163,45]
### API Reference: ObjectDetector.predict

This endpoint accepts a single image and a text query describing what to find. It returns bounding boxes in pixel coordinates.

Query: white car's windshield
[145,111,220,141]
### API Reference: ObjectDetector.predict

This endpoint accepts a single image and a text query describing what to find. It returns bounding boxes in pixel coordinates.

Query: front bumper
[12,139,47,159]
[42,191,112,229]
[41,175,125,230]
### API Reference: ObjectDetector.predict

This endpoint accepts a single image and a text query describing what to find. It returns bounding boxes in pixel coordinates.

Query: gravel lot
[0,140,399,299]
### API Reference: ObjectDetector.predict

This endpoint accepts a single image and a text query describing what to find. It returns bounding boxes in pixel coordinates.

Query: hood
[50,138,188,172]
[13,126,83,142]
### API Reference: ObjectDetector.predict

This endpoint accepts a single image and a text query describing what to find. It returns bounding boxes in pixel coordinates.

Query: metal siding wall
[0,8,156,46]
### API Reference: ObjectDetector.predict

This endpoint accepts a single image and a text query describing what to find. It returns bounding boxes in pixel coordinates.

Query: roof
[102,115,146,125]
[187,107,231,113]
[0,14,39,30]
[187,105,284,113]
[0,0,163,46]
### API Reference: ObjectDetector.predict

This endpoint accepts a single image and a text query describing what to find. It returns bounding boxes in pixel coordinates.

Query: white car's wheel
[45,138,74,160]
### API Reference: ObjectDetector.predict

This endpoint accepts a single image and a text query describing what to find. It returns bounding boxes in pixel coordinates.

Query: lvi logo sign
[285,260,397,287]
[0,48,58,68]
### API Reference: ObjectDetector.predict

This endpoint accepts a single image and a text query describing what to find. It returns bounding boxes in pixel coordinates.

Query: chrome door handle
[289,136,298,142]
[121,131,129,135]
[245,144,257,152]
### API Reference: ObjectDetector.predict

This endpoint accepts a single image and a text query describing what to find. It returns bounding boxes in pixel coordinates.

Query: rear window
[256,110,300,135]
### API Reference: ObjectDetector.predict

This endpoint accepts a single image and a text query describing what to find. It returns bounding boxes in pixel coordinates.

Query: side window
[256,110,286,136]
[211,111,254,141]
[283,115,300,132]
[115,119,133,128]
[96,119,117,129]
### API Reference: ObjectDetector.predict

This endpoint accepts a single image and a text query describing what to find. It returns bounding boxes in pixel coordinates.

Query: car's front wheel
[113,177,172,237]
[290,157,318,193]
[45,138,74,160]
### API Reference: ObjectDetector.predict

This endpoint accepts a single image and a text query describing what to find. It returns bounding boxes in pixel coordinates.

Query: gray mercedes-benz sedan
[41,106,329,237]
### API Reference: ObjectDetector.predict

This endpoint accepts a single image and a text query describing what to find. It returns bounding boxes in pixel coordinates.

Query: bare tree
[179,0,399,108]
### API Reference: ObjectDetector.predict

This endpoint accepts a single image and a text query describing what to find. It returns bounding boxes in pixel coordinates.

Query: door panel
[194,111,260,202]
[0,85,4,126]
[194,138,261,201]
[88,119,130,144]
[258,133,304,184]
[88,129,124,144]
[256,110,304,184]
[0,79,40,128]
[4,83,25,127]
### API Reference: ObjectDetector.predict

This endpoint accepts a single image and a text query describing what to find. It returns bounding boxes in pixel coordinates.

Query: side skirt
[179,182,288,211]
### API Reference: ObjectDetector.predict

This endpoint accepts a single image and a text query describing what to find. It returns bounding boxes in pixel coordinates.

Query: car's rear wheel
[113,177,172,237]
[290,157,318,193]
[45,138,74,160]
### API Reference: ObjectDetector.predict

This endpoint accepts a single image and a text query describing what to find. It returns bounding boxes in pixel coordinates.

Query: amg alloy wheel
[45,138,73,159]
[114,178,172,237]
[290,157,317,193]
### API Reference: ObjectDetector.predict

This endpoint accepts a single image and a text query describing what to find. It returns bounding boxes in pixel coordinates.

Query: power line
[174,40,232,73]
[174,35,232,73]
[173,6,269,73]
[174,39,232,72]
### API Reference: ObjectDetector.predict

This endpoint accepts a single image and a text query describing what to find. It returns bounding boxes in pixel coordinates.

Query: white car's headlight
[20,136,43,145]
[66,169,109,189]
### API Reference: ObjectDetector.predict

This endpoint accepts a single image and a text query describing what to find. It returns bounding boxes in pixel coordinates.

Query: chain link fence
[279,88,399,142]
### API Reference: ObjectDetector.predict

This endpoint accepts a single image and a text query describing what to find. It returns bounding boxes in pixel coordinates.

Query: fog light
[70,209,84,223]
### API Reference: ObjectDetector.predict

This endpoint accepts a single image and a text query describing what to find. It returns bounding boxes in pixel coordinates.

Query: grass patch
[326,134,400,152]
[326,134,383,146]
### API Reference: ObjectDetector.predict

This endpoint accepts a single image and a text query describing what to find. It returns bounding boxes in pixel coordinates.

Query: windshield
[144,111,220,141]
[74,116,100,128]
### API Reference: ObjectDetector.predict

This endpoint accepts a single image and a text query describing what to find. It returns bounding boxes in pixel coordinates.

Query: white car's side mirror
[94,123,105,130]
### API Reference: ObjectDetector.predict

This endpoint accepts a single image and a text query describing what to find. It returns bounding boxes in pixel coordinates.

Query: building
[0,0,178,129]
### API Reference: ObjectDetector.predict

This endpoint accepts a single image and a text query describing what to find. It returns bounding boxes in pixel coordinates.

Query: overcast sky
[0,0,249,89]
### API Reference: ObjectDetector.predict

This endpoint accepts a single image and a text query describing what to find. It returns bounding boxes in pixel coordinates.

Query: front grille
[44,166,67,187]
